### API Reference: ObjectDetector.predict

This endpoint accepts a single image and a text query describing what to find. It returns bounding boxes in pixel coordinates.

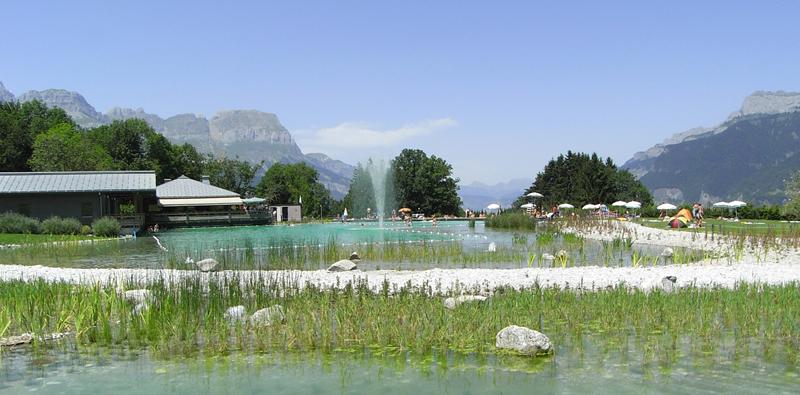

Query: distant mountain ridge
[0,83,353,198]
[623,91,800,204]
[459,178,529,210]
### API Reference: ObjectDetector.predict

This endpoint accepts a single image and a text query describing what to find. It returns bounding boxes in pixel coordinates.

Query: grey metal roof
[0,171,156,194]
[156,175,240,199]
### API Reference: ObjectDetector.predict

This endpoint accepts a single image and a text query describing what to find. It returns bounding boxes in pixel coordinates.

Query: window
[81,202,93,217]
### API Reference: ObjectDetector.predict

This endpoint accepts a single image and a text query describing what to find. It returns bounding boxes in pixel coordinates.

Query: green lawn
[0,233,98,245]
[636,217,800,235]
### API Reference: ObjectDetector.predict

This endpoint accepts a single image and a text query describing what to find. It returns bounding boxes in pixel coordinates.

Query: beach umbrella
[581,204,598,210]
[625,201,642,209]
[486,203,501,210]
[728,200,747,208]
[399,207,412,213]
[526,192,544,198]
[728,200,747,218]
[611,200,627,215]
[712,201,730,208]
[343,208,348,217]
[558,203,574,210]
[520,203,534,209]
[656,203,677,211]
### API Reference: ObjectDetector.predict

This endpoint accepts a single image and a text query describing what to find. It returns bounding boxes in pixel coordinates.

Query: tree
[514,151,653,209]
[88,119,156,172]
[340,159,396,218]
[28,123,112,171]
[203,155,261,196]
[255,162,333,218]
[391,149,461,215]
[0,100,75,171]
[783,171,800,219]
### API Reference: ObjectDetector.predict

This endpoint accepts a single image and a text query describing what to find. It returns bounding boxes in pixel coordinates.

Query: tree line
[0,101,464,218]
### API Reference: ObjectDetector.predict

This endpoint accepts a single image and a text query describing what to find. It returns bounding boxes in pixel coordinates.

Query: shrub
[485,212,537,230]
[41,216,83,235]
[0,212,41,234]
[80,225,92,236]
[91,217,120,237]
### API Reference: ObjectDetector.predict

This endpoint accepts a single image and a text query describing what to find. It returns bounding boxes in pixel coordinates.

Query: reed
[2,278,797,366]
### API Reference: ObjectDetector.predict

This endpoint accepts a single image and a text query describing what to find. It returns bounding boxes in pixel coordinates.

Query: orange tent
[673,208,692,221]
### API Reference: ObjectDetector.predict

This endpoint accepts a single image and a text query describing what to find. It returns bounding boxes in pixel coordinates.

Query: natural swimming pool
[2,333,797,395]
[0,221,700,269]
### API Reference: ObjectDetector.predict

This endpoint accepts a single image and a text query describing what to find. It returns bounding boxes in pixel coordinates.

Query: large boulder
[196,258,219,272]
[250,305,285,326]
[444,295,487,310]
[224,305,247,323]
[327,259,357,272]
[495,325,552,356]
[661,276,677,293]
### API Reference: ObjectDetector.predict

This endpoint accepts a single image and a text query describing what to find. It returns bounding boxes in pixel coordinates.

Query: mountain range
[459,178,530,210]
[0,81,353,198]
[622,91,800,204]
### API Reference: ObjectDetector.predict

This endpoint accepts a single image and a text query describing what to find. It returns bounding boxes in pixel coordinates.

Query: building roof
[156,175,240,199]
[0,171,156,194]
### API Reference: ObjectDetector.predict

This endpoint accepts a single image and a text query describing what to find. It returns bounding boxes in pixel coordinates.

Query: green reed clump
[2,278,798,365]
[485,212,537,230]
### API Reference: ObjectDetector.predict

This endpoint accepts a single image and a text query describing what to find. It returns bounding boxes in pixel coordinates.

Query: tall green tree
[391,149,461,215]
[28,123,112,171]
[203,155,261,196]
[514,151,653,208]
[255,162,333,218]
[88,119,156,172]
[0,100,75,171]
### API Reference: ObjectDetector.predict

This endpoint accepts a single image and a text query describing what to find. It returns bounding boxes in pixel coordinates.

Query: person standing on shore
[696,203,704,227]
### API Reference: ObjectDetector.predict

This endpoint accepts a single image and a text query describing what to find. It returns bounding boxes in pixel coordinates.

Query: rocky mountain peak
[18,88,108,127]
[209,110,293,144]
[735,90,800,117]
[0,81,14,102]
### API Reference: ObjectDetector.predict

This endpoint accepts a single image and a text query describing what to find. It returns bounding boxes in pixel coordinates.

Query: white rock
[555,250,569,258]
[224,305,247,322]
[660,247,674,257]
[250,305,285,326]
[196,258,219,272]
[660,276,677,293]
[444,295,487,310]
[487,242,497,252]
[349,252,361,261]
[328,259,357,272]
[123,289,150,304]
[541,253,555,260]
[495,325,552,356]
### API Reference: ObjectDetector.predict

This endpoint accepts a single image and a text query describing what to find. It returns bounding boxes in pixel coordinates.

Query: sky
[3,1,800,185]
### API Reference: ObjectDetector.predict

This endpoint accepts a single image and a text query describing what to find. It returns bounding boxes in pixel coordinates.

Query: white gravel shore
[1,222,798,293]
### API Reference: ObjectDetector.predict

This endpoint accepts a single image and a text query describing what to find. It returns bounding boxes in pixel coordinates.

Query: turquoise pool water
[0,221,691,269]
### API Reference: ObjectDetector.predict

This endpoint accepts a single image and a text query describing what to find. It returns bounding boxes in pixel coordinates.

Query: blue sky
[2,1,800,184]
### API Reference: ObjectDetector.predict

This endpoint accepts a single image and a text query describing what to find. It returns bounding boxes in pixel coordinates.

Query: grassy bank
[1,278,798,365]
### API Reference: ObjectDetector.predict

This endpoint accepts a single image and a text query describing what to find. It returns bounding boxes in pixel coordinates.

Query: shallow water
[1,334,797,395]
[0,221,693,269]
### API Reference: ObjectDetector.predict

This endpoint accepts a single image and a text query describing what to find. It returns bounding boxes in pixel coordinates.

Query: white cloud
[298,118,457,150]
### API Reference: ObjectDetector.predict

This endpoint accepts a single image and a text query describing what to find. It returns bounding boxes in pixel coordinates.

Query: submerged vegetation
[1,278,799,367]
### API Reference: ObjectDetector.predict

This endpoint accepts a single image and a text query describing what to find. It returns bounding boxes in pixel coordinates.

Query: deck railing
[147,211,271,227]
